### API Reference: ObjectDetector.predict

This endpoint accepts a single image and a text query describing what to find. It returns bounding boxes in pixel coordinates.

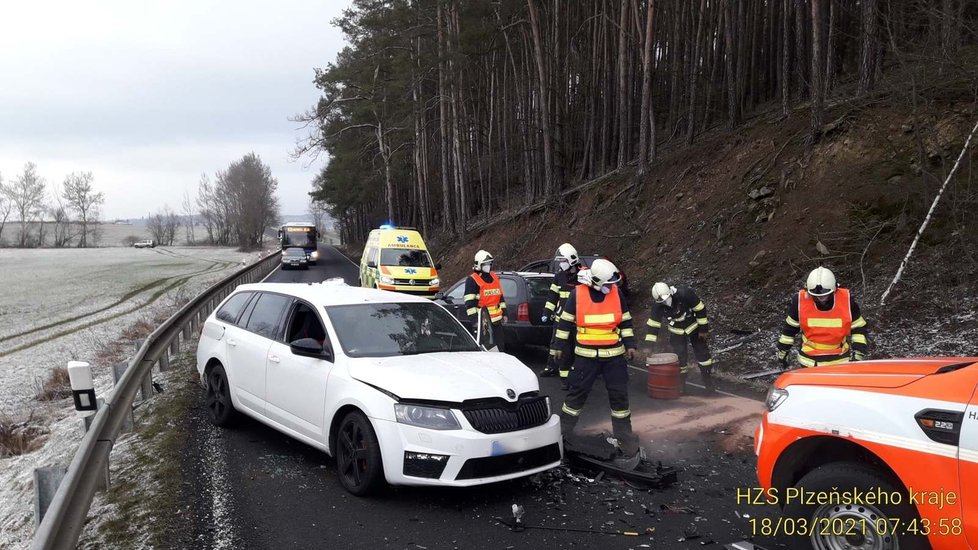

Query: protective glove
[626,348,636,362]
[541,315,550,323]
[554,349,563,361]
[698,330,709,341]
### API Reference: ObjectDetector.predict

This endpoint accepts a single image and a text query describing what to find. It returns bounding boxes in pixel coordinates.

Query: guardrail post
[159,349,169,371]
[34,466,68,528]
[182,322,191,342]
[82,398,104,433]
[134,338,145,353]
[111,362,135,433]
[170,337,180,356]
[191,312,200,333]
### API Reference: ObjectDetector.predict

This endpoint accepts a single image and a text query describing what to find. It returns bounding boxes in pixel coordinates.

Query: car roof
[515,271,553,278]
[234,281,431,307]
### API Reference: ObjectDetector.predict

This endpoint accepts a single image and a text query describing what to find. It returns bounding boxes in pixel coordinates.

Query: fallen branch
[880,117,978,306]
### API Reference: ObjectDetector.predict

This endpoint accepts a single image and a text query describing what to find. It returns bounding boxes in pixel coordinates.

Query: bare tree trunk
[859,0,878,93]
[809,0,825,144]
[686,0,706,145]
[616,0,629,168]
[638,0,656,175]
[527,0,555,197]
[795,0,808,98]
[723,0,738,128]
[437,5,454,233]
[781,0,791,116]
[824,0,836,96]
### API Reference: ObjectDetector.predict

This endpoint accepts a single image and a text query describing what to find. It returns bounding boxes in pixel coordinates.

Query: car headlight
[765,387,789,412]
[394,404,461,430]
[380,275,394,284]
[429,277,440,287]
[311,251,319,259]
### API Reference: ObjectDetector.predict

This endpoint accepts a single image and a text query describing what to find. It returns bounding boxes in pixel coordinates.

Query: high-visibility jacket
[554,285,635,359]
[544,268,579,317]
[464,272,505,323]
[575,285,622,346]
[644,285,709,343]
[777,287,869,367]
[798,288,852,357]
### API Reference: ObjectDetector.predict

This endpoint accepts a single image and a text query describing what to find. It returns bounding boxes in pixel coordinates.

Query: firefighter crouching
[541,243,582,390]
[646,282,716,394]
[777,266,869,368]
[554,259,641,468]
[464,250,507,352]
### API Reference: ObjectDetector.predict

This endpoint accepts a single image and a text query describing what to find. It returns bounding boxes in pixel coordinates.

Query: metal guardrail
[32,251,282,550]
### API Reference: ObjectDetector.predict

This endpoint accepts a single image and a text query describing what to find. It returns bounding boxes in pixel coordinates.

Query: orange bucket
[647,353,681,399]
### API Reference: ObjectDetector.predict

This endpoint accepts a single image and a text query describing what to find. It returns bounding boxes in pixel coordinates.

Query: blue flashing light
[379,224,394,230]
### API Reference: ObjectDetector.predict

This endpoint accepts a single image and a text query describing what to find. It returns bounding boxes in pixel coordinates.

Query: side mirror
[434,291,446,301]
[290,338,334,362]
[435,262,442,270]
[367,261,377,268]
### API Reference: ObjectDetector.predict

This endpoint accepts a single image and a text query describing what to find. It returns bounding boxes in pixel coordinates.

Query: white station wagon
[196,280,562,495]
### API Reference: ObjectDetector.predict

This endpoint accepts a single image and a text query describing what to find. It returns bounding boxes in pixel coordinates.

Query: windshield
[282,227,316,248]
[380,248,432,267]
[327,302,480,358]
[284,248,305,257]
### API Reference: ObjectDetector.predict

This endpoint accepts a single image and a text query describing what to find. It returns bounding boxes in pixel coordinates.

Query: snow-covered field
[0,246,266,549]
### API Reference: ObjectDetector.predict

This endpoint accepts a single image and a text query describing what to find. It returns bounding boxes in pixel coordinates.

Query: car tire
[204,364,237,428]
[335,410,386,496]
[782,461,928,550]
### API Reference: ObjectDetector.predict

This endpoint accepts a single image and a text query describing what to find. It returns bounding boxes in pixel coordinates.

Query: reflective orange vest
[798,288,852,357]
[471,272,504,323]
[575,285,622,346]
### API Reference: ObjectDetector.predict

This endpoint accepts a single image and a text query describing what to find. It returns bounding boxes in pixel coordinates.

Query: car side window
[216,292,253,325]
[245,293,292,341]
[447,281,465,301]
[286,302,329,348]
[370,247,380,265]
[500,277,521,301]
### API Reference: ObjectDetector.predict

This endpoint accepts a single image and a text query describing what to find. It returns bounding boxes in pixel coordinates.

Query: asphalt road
[174,245,789,549]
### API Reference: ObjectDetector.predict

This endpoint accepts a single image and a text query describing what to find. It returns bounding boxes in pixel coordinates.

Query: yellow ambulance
[360,226,441,298]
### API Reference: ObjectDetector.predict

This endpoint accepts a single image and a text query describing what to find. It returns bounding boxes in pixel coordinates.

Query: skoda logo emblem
[506,389,516,399]
[409,279,416,286]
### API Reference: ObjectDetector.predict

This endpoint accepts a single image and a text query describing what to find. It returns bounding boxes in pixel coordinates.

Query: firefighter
[464,250,507,352]
[554,259,641,468]
[777,267,868,368]
[646,282,716,394]
[540,243,582,389]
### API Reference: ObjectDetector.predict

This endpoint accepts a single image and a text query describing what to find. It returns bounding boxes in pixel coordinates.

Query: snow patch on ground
[0,246,266,550]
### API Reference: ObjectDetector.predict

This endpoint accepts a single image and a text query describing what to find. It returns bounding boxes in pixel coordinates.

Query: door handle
[227,339,238,347]
[269,355,281,363]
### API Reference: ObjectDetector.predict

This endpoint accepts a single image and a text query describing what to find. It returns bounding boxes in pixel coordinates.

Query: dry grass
[95,340,127,365]
[121,318,155,341]
[34,367,73,401]
[0,414,49,458]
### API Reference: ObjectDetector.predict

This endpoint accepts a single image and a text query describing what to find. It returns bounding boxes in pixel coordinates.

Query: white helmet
[554,243,580,267]
[651,282,675,304]
[806,267,837,297]
[587,259,621,290]
[473,249,494,271]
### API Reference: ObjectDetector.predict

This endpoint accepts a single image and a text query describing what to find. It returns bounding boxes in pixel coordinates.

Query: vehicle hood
[776,357,978,389]
[348,351,538,402]
[379,265,438,278]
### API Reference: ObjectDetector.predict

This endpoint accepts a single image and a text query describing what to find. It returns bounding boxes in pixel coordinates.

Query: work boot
[701,369,716,395]
[539,365,557,377]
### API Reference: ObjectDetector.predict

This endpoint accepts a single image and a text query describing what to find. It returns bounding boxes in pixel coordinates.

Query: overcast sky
[0,0,350,220]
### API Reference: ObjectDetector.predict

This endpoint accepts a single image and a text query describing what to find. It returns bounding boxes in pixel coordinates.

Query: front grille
[393,278,432,286]
[455,443,561,480]
[462,397,550,434]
